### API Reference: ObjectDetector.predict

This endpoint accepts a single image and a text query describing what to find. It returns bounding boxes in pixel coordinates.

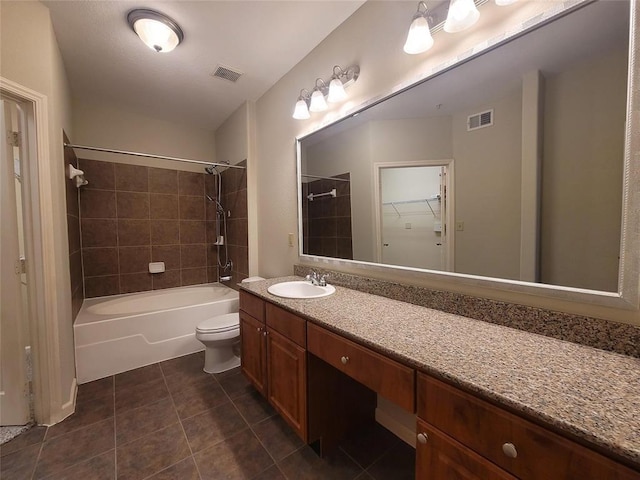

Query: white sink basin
[267,281,336,299]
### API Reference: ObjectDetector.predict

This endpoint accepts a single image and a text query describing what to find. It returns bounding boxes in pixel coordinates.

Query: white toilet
[196,276,264,374]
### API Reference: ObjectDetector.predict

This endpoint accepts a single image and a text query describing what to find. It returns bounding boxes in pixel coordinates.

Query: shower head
[205,165,218,175]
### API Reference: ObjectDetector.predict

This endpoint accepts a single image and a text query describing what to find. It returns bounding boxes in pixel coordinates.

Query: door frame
[373,159,455,272]
[1,77,63,425]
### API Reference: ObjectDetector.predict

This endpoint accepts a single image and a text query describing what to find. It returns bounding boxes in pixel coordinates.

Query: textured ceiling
[44,1,365,130]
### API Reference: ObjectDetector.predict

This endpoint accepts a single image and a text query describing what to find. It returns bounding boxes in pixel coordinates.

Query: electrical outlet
[456,221,464,231]
[288,233,295,247]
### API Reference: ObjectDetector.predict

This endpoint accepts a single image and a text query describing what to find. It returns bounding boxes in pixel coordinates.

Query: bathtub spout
[220,275,232,281]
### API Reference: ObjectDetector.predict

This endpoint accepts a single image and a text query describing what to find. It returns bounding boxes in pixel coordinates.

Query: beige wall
[452,89,523,280]
[215,102,249,167]
[72,98,216,173]
[541,49,627,292]
[1,0,75,422]
[254,1,639,325]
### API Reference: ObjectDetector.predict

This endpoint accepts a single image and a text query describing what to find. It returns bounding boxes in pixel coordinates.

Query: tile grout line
[159,359,204,480]
[226,390,285,478]
[28,428,47,480]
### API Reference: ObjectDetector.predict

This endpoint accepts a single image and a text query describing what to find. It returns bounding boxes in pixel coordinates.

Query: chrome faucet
[306,271,328,287]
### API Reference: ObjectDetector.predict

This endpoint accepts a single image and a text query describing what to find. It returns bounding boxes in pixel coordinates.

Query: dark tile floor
[0,351,415,480]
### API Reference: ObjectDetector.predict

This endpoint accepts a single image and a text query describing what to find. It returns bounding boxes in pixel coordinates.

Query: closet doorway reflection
[374,160,454,272]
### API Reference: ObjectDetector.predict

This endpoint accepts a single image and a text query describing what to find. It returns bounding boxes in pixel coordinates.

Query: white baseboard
[57,377,77,424]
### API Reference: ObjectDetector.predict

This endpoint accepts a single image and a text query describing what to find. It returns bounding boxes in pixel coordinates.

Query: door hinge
[8,130,21,147]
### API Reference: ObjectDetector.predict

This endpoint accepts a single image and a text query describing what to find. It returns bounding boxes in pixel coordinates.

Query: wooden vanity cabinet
[416,418,517,480]
[417,373,640,480]
[265,303,307,440]
[239,292,307,440]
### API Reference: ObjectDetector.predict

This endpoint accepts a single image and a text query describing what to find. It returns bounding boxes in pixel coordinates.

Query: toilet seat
[196,313,239,334]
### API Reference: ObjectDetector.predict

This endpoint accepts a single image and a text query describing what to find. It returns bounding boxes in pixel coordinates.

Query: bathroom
[2,0,640,479]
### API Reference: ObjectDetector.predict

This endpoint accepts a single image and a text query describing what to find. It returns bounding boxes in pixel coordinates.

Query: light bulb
[328,78,347,103]
[495,0,518,5]
[309,90,328,112]
[403,15,434,54]
[444,0,480,33]
[292,99,310,120]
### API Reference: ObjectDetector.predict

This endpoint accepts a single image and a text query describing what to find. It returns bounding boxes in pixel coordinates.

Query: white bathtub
[74,283,239,384]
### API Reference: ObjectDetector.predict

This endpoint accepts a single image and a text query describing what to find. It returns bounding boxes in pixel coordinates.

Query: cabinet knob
[417,433,428,444]
[340,356,349,365]
[502,442,517,458]
[263,330,269,336]
[256,327,262,332]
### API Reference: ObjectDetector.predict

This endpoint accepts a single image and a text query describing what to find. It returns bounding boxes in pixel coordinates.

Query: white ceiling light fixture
[404,1,434,55]
[495,0,518,5]
[127,9,184,53]
[444,0,480,33]
[293,64,360,120]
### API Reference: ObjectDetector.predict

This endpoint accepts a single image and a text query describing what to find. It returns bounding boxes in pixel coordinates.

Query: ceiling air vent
[211,64,243,83]
[467,109,493,131]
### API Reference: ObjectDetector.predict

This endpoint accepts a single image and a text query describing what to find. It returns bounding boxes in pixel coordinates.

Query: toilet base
[203,345,240,374]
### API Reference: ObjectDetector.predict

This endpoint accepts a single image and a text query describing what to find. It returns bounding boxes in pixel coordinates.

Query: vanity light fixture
[309,79,329,112]
[404,2,434,54]
[292,64,360,120]
[293,89,311,120]
[328,66,350,102]
[495,0,518,5]
[127,9,184,53]
[444,0,480,33]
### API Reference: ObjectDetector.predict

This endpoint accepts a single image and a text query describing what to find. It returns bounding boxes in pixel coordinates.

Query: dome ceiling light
[127,9,184,53]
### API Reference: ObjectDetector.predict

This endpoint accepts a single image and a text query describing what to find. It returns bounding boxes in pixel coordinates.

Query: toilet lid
[197,313,239,333]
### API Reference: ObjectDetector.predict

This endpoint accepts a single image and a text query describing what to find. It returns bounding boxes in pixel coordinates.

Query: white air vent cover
[211,65,243,83]
[467,109,494,131]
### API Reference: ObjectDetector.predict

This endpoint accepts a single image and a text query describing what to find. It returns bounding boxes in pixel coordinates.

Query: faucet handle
[319,274,328,287]
[305,271,318,284]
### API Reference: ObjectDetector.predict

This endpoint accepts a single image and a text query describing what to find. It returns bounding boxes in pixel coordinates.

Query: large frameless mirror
[297,0,640,308]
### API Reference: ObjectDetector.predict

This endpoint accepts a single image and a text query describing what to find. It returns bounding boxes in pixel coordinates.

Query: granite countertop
[241,276,640,468]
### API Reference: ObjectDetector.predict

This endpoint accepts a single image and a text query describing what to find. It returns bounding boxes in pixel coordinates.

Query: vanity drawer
[307,323,415,412]
[266,303,306,347]
[418,374,639,479]
[240,291,264,322]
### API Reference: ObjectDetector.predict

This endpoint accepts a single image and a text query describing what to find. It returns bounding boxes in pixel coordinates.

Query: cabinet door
[240,311,266,396]
[267,328,307,440]
[416,418,516,480]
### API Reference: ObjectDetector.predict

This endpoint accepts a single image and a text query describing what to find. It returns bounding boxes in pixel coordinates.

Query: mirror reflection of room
[299,0,628,293]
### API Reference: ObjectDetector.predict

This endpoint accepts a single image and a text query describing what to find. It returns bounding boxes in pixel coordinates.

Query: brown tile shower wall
[302,173,352,260]
[64,133,84,318]
[79,159,213,297]
[206,160,248,290]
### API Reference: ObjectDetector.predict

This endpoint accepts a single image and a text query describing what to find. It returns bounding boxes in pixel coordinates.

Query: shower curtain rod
[63,143,246,170]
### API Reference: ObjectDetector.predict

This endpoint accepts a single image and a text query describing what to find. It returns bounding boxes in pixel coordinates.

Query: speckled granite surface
[293,265,640,358]
[242,276,640,469]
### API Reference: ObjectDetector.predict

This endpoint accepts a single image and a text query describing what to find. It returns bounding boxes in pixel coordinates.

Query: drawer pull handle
[340,356,349,365]
[502,442,518,458]
[417,433,428,444]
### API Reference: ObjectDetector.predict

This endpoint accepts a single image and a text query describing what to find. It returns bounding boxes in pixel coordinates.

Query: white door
[1,97,31,426]
[379,164,449,271]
